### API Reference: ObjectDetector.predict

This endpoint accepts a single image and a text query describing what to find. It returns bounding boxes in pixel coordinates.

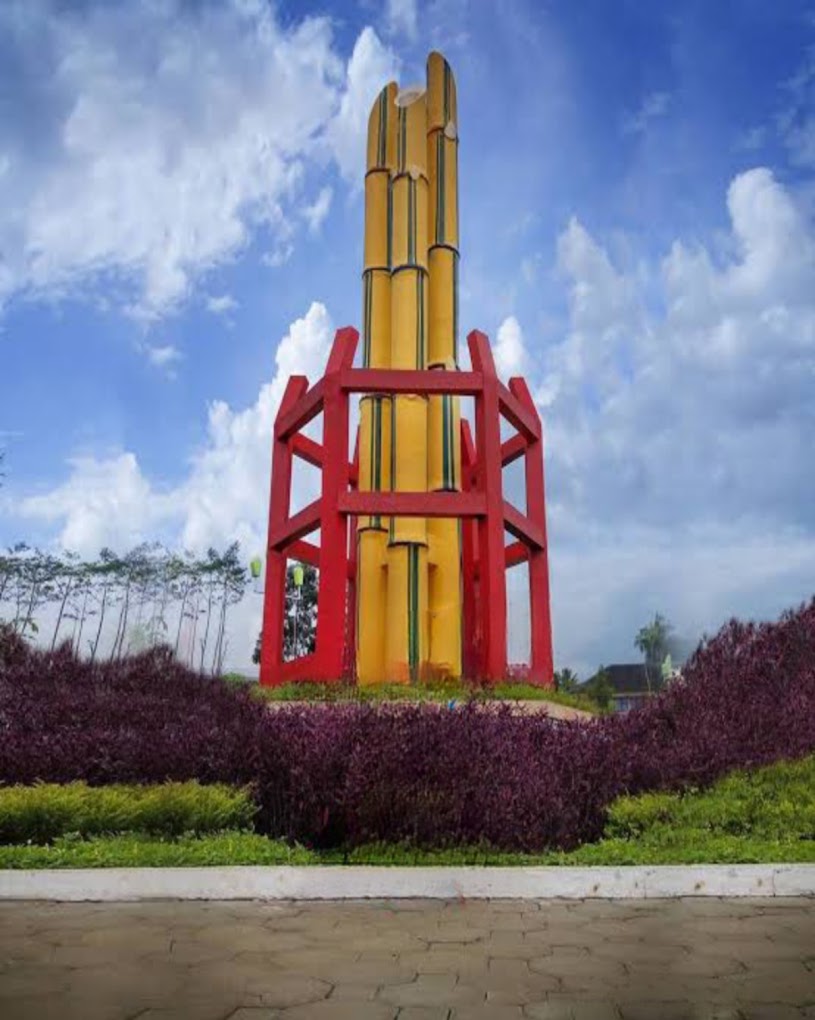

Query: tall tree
[254,563,319,665]
[635,612,673,693]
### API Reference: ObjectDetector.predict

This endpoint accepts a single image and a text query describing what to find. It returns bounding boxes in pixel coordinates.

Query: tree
[584,666,614,712]
[635,612,673,693]
[554,667,579,694]
[252,562,318,665]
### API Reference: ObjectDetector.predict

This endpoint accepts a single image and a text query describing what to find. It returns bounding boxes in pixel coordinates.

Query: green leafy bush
[0,781,256,844]
[606,756,815,841]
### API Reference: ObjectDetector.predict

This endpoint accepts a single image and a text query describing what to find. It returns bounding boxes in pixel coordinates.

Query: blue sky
[1,0,814,674]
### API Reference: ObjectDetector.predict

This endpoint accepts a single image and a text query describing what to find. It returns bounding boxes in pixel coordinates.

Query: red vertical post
[260,376,308,686]
[345,434,360,680]
[460,419,479,678]
[468,330,507,682]
[510,377,553,686]
[314,327,358,681]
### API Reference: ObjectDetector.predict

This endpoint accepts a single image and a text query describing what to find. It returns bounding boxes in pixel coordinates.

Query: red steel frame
[259,325,553,687]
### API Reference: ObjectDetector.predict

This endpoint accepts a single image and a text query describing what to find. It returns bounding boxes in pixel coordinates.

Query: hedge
[0,781,255,844]
[2,599,814,852]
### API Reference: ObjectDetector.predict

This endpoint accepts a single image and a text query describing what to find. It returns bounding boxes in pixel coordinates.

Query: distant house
[585,663,665,713]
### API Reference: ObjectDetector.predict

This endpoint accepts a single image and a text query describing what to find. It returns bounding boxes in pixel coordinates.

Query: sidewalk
[1,897,813,1019]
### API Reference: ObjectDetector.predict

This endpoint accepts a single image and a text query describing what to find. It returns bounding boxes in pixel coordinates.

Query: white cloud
[493,315,528,378]
[622,90,670,135]
[14,301,335,668]
[384,0,418,41]
[19,301,334,558]
[19,453,170,554]
[527,166,815,671]
[302,186,334,234]
[206,294,238,315]
[0,2,389,318]
[145,344,182,369]
[325,27,400,183]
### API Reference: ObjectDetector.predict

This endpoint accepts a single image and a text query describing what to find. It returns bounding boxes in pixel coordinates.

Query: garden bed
[1,756,812,868]
[2,600,814,862]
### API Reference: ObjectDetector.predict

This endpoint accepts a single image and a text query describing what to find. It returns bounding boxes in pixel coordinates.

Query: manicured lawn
[245,677,601,714]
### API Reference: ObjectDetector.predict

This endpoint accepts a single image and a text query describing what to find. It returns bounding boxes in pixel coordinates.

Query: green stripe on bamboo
[409,544,419,673]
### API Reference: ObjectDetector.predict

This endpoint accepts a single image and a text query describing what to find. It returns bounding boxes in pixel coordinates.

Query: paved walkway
[0,898,813,1019]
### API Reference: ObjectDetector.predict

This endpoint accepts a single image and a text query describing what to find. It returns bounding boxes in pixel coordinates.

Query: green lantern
[250,556,262,580]
[293,563,305,588]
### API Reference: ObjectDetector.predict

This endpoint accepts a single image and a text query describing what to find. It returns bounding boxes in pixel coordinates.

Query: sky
[1,0,814,677]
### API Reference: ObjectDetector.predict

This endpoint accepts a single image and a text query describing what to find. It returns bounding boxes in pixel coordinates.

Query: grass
[0,832,314,869]
[248,678,601,714]
[2,756,813,868]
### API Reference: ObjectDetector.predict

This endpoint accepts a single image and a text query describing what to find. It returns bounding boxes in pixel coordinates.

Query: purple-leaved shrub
[1,599,813,851]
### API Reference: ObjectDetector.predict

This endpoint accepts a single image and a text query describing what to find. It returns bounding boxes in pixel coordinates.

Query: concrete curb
[1,865,814,901]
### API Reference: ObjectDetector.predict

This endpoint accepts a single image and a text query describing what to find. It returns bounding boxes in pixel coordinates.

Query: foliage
[605,755,815,841]
[4,756,815,866]
[253,562,318,664]
[0,541,248,673]
[252,679,599,713]
[0,831,315,869]
[581,666,614,711]
[2,756,813,868]
[635,612,673,692]
[0,641,266,788]
[0,781,256,844]
[553,667,579,695]
[2,599,814,853]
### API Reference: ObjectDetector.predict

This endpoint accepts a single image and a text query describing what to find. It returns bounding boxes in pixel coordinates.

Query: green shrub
[0,781,256,844]
[606,756,815,841]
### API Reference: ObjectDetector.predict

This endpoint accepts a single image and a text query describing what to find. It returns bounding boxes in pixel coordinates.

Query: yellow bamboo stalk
[389,393,428,545]
[426,52,457,134]
[427,245,458,367]
[357,85,397,685]
[358,394,392,532]
[385,542,428,684]
[390,267,428,371]
[427,516,462,678]
[356,529,389,684]
[361,269,391,369]
[425,53,462,681]
[395,86,428,177]
[427,361,461,493]
[366,82,398,171]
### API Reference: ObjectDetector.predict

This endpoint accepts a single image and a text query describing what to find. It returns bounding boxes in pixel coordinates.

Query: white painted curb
[0,865,813,901]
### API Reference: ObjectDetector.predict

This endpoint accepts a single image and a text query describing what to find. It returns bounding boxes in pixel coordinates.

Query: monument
[260,54,553,687]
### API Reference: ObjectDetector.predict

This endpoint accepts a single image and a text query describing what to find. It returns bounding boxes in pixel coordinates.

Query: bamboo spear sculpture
[356,53,462,684]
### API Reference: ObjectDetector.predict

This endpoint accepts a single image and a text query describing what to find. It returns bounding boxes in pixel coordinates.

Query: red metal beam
[275,378,325,440]
[290,433,323,468]
[286,539,320,567]
[501,433,527,468]
[341,368,482,396]
[505,541,529,568]
[279,653,319,682]
[503,500,545,550]
[498,382,540,442]
[338,490,487,518]
[269,498,322,550]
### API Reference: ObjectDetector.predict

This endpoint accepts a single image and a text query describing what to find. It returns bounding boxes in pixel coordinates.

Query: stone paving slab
[0,898,813,1019]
